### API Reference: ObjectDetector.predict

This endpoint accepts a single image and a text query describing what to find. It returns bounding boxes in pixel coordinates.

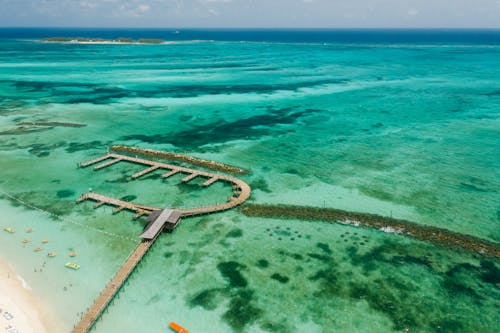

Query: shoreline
[0,256,64,333]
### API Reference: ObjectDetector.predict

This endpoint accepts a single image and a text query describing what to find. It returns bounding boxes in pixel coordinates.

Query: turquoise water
[0,31,499,332]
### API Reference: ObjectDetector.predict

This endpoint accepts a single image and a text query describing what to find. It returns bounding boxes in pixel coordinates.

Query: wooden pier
[79,153,251,216]
[77,192,157,215]
[79,154,111,168]
[71,239,154,333]
[131,165,159,179]
[94,158,122,170]
[73,151,252,333]
[182,172,200,183]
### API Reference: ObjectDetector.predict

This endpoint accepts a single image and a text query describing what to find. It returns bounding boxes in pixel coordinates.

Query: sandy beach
[0,257,63,333]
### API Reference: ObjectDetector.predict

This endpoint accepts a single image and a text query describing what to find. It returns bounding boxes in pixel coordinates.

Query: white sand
[0,257,64,333]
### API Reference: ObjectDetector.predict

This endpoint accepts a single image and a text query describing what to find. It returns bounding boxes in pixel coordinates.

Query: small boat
[34,246,42,252]
[41,239,49,244]
[69,251,77,257]
[48,252,57,257]
[26,228,33,233]
[22,238,30,243]
[169,322,188,333]
[65,262,80,270]
[4,227,15,233]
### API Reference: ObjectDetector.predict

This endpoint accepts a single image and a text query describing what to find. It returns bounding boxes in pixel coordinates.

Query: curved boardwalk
[72,151,251,333]
[79,153,251,217]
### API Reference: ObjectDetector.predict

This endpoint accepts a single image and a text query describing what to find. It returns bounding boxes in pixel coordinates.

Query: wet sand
[0,256,63,333]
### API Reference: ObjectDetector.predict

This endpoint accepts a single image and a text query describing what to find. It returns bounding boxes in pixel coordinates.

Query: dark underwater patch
[225,228,243,238]
[65,91,130,104]
[188,288,223,310]
[124,78,347,98]
[250,178,271,193]
[57,189,75,198]
[349,242,434,273]
[443,261,499,302]
[10,80,94,92]
[309,269,338,285]
[277,249,303,261]
[146,294,161,305]
[28,142,66,157]
[348,281,419,331]
[143,173,162,180]
[222,289,262,333]
[270,273,289,284]
[316,242,332,254]
[120,195,137,202]
[0,127,52,136]
[284,168,300,175]
[105,174,131,184]
[307,253,331,263]
[256,259,269,268]
[460,182,489,193]
[121,107,318,148]
[479,260,500,285]
[66,141,104,153]
[359,186,394,201]
[36,151,50,157]
[217,261,248,288]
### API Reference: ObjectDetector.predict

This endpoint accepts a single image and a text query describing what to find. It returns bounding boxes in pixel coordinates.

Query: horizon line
[1,26,500,30]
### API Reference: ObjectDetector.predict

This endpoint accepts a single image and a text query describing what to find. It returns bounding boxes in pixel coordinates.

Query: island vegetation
[41,37,164,44]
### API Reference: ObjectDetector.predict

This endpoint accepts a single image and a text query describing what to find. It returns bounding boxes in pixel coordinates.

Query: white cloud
[1,0,500,28]
[408,8,419,16]
[137,4,150,13]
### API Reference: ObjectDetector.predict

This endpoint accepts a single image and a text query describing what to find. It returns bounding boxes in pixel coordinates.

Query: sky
[0,0,499,28]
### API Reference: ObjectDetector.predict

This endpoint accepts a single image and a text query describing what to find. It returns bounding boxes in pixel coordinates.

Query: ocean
[0,29,499,333]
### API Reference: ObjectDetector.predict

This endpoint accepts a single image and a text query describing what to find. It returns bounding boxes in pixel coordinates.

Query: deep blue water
[1,28,500,44]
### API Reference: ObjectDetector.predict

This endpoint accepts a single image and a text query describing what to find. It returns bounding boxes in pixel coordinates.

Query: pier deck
[93,158,122,170]
[77,192,157,214]
[71,239,154,333]
[131,165,160,179]
[80,153,251,216]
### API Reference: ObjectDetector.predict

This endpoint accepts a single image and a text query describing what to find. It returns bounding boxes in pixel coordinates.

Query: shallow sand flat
[0,257,63,333]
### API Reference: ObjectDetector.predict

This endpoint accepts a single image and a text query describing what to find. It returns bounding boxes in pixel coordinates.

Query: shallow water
[0,31,499,332]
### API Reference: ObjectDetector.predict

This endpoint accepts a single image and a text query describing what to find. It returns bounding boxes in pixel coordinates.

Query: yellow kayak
[65,262,80,270]
[4,227,15,233]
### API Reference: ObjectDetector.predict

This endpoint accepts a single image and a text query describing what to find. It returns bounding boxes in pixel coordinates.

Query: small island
[41,37,165,44]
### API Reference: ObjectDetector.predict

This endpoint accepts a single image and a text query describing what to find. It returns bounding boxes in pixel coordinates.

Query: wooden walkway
[73,152,252,333]
[77,192,158,215]
[79,153,251,216]
[71,239,154,333]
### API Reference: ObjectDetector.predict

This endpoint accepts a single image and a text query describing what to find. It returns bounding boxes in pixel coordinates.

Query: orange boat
[169,322,188,333]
